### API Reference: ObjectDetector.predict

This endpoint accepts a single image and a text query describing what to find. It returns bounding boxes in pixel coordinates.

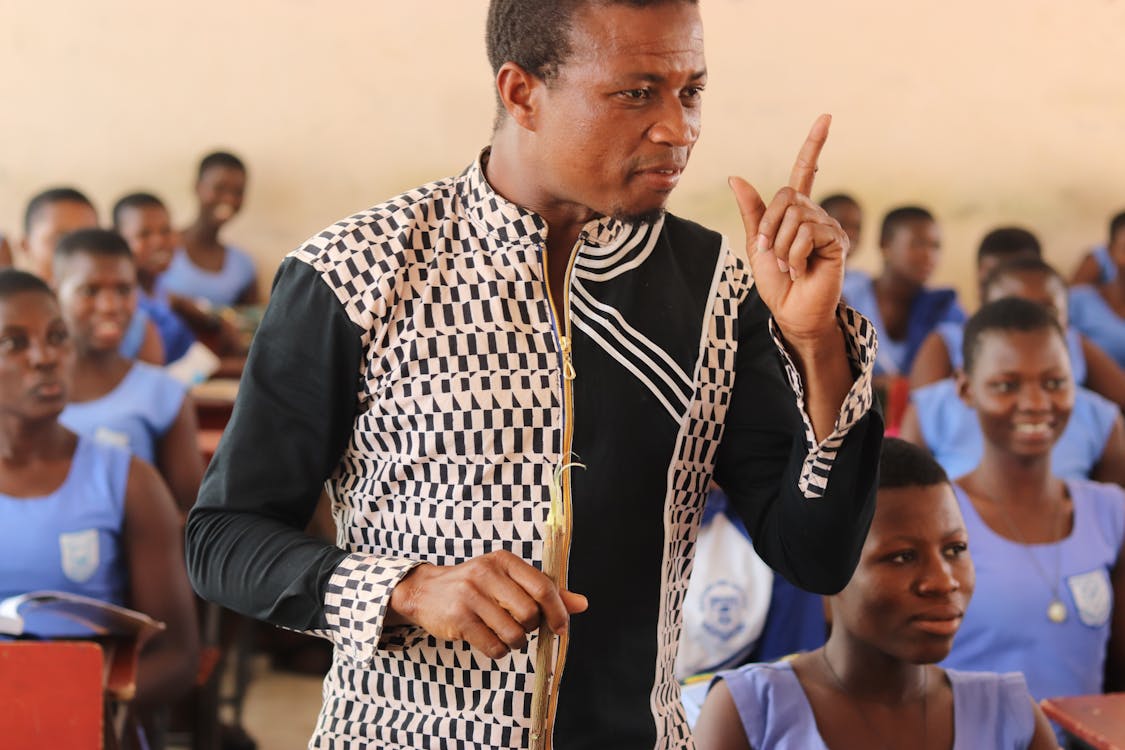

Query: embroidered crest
[1067,569,1111,627]
[59,529,100,583]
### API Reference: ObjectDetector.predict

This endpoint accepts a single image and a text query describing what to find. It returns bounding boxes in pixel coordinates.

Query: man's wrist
[386,562,431,627]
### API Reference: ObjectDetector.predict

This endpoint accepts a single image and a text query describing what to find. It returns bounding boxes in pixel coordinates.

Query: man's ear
[495,61,543,131]
[955,369,973,408]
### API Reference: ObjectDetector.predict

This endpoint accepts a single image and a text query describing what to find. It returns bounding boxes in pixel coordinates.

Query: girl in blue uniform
[52,229,204,514]
[942,298,1125,703]
[693,438,1056,750]
[0,269,198,709]
[1070,210,1125,368]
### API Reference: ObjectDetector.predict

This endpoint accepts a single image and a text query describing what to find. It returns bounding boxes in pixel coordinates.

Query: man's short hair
[1109,210,1125,244]
[879,206,933,246]
[54,228,134,267]
[198,150,246,180]
[23,187,95,234]
[878,437,949,489]
[112,192,166,230]
[976,227,1042,265]
[485,0,697,81]
[0,268,55,302]
[962,297,1064,375]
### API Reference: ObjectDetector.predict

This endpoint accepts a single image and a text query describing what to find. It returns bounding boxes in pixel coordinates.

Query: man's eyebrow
[627,69,708,84]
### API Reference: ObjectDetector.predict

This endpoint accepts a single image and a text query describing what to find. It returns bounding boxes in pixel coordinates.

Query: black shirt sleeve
[713,287,882,595]
[185,258,360,631]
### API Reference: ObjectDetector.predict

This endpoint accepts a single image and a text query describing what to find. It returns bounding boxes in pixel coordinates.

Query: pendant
[1047,599,1067,623]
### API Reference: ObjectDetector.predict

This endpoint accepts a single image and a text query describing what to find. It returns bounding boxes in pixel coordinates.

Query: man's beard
[609,206,666,225]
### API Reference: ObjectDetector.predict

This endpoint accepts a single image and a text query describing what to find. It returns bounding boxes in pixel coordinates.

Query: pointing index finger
[787,113,832,196]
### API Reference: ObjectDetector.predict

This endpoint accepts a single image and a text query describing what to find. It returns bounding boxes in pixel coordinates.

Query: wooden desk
[1041,693,1125,750]
[191,379,239,431]
[0,641,105,748]
[198,428,224,464]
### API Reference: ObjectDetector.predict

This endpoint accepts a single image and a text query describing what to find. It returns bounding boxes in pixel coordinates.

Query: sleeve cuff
[767,304,877,499]
[321,552,423,664]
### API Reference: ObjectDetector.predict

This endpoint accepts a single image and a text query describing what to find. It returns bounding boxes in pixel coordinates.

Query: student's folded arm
[715,288,881,595]
[185,257,420,665]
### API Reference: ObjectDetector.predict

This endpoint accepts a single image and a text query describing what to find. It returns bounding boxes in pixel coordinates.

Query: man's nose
[649,99,699,148]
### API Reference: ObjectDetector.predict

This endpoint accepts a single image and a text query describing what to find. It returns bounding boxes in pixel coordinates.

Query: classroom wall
[2,0,1123,307]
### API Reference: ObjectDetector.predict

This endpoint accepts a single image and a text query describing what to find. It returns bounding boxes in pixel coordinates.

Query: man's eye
[619,88,651,101]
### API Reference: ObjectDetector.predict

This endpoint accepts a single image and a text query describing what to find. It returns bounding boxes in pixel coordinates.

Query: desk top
[1041,694,1125,750]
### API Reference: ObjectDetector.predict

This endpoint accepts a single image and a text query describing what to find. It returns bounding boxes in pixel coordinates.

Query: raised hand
[388,550,589,660]
[728,114,849,344]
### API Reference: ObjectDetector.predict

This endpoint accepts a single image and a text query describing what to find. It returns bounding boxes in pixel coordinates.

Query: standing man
[186,1,882,748]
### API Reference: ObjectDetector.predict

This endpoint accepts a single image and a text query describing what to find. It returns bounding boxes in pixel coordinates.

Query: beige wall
[3,1,1123,307]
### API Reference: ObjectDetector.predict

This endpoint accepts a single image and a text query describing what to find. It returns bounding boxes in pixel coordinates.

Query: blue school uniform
[117,307,151,360]
[943,480,1125,700]
[912,379,1117,481]
[845,277,964,375]
[158,244,256,307]
[715,661,1036,749]
[0,437,130,637]
[1091,245,1118,283]
[60,362,186,464]
[138,289,196,363]
[1069,285,1125,369]
[935,322,1088,385]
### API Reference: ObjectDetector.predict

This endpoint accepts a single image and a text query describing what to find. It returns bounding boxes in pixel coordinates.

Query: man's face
[531,1,705,223]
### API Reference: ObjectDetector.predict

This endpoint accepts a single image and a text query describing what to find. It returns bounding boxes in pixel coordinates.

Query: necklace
[820,648,928,750]
[988,491,1069,624]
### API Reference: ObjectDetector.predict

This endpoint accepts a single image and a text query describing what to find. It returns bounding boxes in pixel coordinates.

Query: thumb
[561,589,589,614]
[728,176,766,251]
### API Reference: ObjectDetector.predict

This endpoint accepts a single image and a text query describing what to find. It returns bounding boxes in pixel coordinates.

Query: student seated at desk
[19,187,164,366]
[160,151,259,308]
[1070,210,1125,369]
[0,269,198,709]
[841,205,964,380]
[53,229,204,514]
[940,299,1125,702]
[693,438,1056,750]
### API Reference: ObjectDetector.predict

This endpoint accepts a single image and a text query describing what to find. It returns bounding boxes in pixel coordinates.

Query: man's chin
[610,206,667,225]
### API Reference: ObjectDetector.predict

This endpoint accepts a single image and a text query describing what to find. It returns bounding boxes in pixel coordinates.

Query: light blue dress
[158,244,256,307]
[0,436,131,637]
[943,480,1125,700]
[1091,245,1118,284]
[935,321,1088,385]
[912,378,1117,480]
[717,661,1036,749]
[1069,285,1125,368]
[843,276,964,376]
[60,362,186,464]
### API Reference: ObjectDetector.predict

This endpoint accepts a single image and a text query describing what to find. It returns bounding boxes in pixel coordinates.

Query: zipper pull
[560,336,577,381]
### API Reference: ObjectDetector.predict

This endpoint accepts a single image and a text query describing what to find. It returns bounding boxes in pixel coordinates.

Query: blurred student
[161,151,259,308]
[842,206,964,379]
[941,299,1125,701]
[53,229,204,514]
[20,187,164,365]
[900,264,1125,488]
[0,233,12,267]
[1070,210,1125,368]
[693,438,1056,750]
[0,269,199,709]
[112,193,197,364]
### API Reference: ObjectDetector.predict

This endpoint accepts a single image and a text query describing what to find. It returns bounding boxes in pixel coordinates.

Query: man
[186,1,882,748]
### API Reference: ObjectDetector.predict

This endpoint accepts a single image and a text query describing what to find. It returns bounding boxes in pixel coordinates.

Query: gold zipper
[537,241,580,750]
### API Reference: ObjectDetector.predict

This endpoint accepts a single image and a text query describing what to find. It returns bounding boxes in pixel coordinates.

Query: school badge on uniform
[1066,569,1111,627]
[59,529,100,583]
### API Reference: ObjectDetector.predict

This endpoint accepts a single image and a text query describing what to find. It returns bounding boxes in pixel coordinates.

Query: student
[823,194,869,303]
[53,229,204,514]
[20,187,164,366]
[1070,210,1125,368]
[1070,244,1117,286]
[942,299,1125,701]
[0,269,199,708]
[112,193,197,363]
[0,233,12,267]
[693,438,1056,750]
[899,273,1125,485]
[160,151,259,308]
[910,227,1040,389]
[842,206,964,378]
